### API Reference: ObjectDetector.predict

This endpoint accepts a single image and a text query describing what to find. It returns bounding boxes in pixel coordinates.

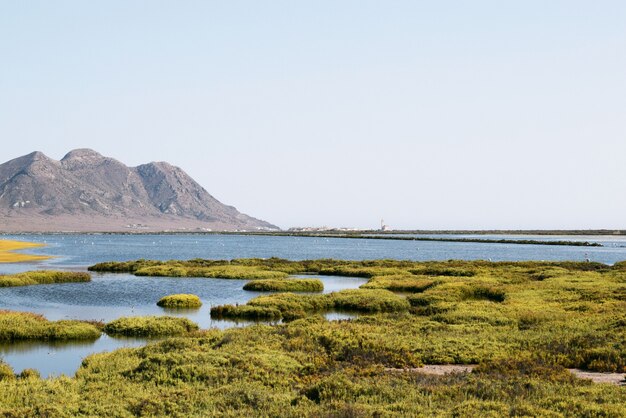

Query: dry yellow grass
[0,240,50,263]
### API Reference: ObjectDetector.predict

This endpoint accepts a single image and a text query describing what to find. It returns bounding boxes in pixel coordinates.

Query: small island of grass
[157,294,202,308]
[103,316,199,337]
[212,288,409,321]
[0,310,101,342]
[243,278,324,292]
[0,271,91,287]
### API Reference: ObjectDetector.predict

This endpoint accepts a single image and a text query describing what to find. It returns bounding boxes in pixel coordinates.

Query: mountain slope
[0,149,278,232]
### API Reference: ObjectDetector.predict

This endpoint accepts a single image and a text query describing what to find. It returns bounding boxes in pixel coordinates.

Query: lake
[1,233,625,377]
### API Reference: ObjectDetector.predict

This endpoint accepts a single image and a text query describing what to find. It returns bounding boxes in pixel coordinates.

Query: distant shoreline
[0,231,612,247]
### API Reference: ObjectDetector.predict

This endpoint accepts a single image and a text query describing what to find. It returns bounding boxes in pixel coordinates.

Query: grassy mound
[157,294,202,308]
[0,271,91,287]
[243,279,324,292]
[0,310,101,341]
[103,316,199,337]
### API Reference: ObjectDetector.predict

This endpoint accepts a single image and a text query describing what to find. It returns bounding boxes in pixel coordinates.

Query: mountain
[0,149,278,232]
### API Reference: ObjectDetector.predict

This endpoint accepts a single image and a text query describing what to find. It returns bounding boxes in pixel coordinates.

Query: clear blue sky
[1,1,625,230]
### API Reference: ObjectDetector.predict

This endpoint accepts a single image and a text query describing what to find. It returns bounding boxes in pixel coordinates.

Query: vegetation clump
[157,294,202,308]
[0,271,91,287]
[213,289,409,321]
[103,316,199,337]
[361,275,437,292]
[210,305,282,320]
[243,279,324,292]
[0,310,101,341]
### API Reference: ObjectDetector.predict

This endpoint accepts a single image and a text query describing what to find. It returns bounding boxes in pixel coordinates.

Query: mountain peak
[24,151,51,162]
[61,148,104,161]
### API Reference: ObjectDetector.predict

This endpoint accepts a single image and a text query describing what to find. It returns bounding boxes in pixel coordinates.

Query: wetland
[0,234,624,416]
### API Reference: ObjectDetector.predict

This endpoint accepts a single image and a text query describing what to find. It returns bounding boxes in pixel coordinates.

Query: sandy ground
[0,240,50,263]
[386,365,626,386]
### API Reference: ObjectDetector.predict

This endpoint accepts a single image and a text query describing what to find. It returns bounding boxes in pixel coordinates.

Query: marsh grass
[213,289,410,321]
[104,316,199,337]
[157,294,202,308]
[0,271,90,287]
[0,310,101,341]
[243,279,323,292]
[210,305,282,320]
[1,258,621,416]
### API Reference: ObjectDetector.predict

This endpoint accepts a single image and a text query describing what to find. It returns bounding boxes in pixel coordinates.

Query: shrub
[157,294,202,309]
[0,362,14,381]
[18,369,41,379]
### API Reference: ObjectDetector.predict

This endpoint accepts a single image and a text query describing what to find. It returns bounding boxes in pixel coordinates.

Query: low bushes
[103,316,199,337]
[0,271,91,287]
[212,289,409,321]
[243,279,324,292]
[157,294,202,308]
[0,310,101,341]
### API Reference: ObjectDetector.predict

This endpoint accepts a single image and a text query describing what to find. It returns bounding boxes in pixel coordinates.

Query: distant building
[380,219,391,232]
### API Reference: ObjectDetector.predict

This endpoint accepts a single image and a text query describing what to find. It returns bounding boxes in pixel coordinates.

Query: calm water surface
[1,233,625,377]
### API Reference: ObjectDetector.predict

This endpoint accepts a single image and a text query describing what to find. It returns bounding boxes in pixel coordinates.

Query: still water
[1,233,625,377]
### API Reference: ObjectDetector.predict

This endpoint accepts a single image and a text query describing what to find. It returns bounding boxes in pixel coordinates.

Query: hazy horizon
[1,1,625,230]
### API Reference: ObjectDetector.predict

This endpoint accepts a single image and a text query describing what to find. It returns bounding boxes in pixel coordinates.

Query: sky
[1,1,625,230]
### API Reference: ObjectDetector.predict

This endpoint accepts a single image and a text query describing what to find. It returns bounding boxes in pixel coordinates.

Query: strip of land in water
[220,232,604,247]
[0,240,50,263]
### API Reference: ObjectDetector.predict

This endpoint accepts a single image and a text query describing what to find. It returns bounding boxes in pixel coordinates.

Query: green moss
[243,279,323,292]
[0,271,91,287]
[103,316,199,337]
[0,310,101,341]
[157,294,202,308]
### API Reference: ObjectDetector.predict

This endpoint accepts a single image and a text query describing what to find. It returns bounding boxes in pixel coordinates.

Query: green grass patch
[157,294,202,308]
[103,316,199,337]
[213,289,409,321]
[0,310,101,341]
[210,305,282,320]
[361,275,437,292]
[243,279,324,292]
[0,271,90,287]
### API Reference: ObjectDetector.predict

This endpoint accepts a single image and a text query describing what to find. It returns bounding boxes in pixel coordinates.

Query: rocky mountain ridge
[0,149,278,232]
